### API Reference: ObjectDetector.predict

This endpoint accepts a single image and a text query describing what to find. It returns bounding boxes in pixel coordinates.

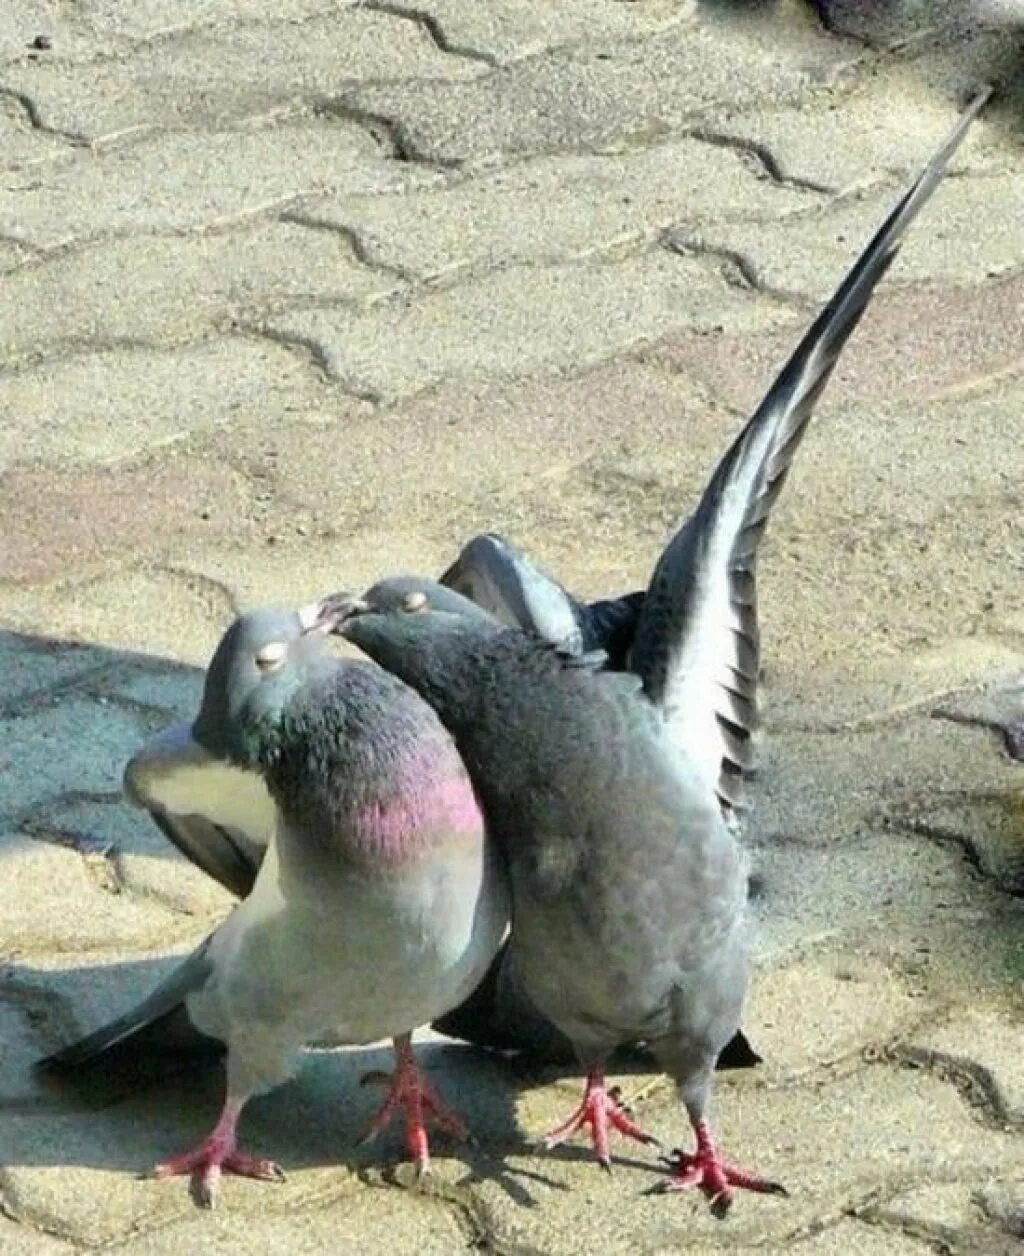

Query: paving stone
[979,1178,1024,1240]
[745,951,920,1079]
[347,19,858,164]
[910,1006,1024,1123]
[292,138,820,280]
[32,796,234,921]
[896,792,1024,898]
[78,0,342,43]
[818,0,989,45]
[0,121,433,250]
[781,1219,935,1254]
[0,632,112,707]
[0,3,98,66]
[0,1217,73,1255]
[265,248,778,400]
[645,271,1024,412]
[105,668,206,724]
[669,171,1024,298]
[452,1066,1022,1253]
[0,455,256,586]
[117,1190,468,1253]
[0,833,184,955]
[709,86,1013,193]
[0,985,56,1104]
[0,1109,198,1248]
[770,640,1024,734]
[0,220,401,362]
[2,569,238,667]
[0,237,33,271]
[0,96,73,173]
[753,707,1018,854]
[747,827,1002,971]
[0,698,143,819]
[0,338,339,474]
[378,0,692,65]
[0,9,484,142]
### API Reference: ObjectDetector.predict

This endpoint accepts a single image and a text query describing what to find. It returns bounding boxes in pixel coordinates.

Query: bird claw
[656,1135,788,1216]
[542,1071,660,1168]
[358,1050,471,1176]
[150,1139,284,1209]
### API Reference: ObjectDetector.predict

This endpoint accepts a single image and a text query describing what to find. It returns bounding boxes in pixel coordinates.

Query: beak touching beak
[296,593,369,636]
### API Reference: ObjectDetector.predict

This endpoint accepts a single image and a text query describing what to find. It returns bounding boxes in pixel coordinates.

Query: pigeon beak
[296,595,364,638]
[298,593,370,636]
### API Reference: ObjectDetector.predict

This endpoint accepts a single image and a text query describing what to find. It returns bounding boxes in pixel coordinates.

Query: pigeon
[39,605,508,1204]
[377,90,986,1071]
[327,92,990,1210]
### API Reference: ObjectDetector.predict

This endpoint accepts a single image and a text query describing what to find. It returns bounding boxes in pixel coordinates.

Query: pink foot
[150,1097,283,1208]
[359,1035,469,1175]
[543,1069,661,1170]
[654,1120,787,1217]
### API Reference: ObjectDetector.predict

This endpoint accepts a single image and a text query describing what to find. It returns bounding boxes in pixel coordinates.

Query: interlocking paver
[346,17,859,164]
[669,170,1024,297]
[0,122,430,250]
[291,138,821,280]
[0,221,399,362]
[264,248,781,400]
[0,339,337,474]
[1,2,1021,1251]
[372,0,691,65]
[0,8,484,142]
[702,87,1015,193]
[643,269,1024,411]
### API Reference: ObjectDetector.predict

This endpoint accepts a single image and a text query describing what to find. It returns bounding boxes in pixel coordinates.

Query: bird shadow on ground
[6,954,667,1209]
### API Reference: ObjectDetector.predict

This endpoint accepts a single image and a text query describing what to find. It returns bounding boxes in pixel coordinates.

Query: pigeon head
[325,582,496,725]
[193,602,341,762]
[362,574,497,623]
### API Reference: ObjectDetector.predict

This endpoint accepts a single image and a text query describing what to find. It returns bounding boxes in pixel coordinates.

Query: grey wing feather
[629,90,991,815]
[37,937,216,1070]
[124,722,264,899]
[442,532,645,662]
[442,533,588,652]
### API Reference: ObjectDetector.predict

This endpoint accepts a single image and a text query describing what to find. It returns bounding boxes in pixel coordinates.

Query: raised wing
[629,90,991,815]
[124,723,272,899]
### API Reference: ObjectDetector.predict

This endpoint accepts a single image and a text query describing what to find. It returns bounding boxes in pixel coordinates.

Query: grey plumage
[41,606,507,1202]
[334,604,768,1202]
[331,92,991,1207]
[417,92,993,1068]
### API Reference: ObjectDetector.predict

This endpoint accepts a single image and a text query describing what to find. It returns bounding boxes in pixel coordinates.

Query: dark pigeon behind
[333,93,991,1208]
[428,89,992,1063]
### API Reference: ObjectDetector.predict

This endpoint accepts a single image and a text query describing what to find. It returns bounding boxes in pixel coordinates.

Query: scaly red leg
[655,1118,787,1216]
[150,1095,284,1208]
[542,1068,661,1170]
[359,1033,469,1175]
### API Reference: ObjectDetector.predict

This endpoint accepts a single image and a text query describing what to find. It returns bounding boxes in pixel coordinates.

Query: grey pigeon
[40,605,508,1204]
[393,90,990,1069]
[328,93,990,1210]
[119,576,502,909]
